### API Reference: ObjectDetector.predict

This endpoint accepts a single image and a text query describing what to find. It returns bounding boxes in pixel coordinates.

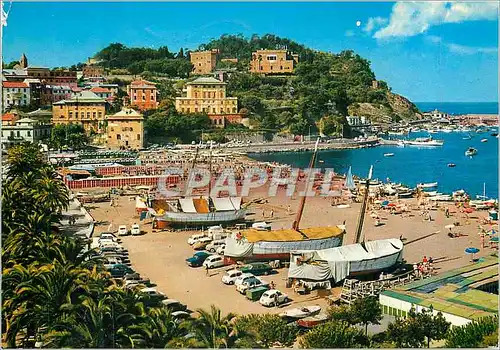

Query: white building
[1,117,51,152]
[346,115,370,126]
[423,109,449,119]
[2,81,31,107]
[49,85,73,103]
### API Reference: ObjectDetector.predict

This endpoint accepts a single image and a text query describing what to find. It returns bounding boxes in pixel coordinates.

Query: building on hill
[1,117,51,152]
[127,80,159,111]
[13,53,29,69]
[250,49,299,75]
[2,81,31,107]
[379,254,498,326]
[105,108,144,150]
[25,108,53,124]
[2,112,20,126]
[190,49,219,75]
[52,91,107,134]
[175,77,244,127]
[346,115,370,126]
[82,65,105,78]
[48,85,73,103]
[90,87,113,101]
[422,109,449,120]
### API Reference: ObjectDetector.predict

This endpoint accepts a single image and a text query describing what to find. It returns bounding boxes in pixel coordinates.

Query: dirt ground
[88,186,497,315]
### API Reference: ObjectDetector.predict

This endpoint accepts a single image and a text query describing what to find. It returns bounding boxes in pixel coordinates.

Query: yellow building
[105,108,144,150]
[190,50,219,75]
[250,49,299,74]
[175,77,238,114]
[52,91,107,134]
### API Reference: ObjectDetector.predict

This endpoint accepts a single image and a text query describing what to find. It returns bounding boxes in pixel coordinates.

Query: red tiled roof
[2,113,16,121]
[130,80,156,87]
[90,87,112,93]
[3,81,28,88]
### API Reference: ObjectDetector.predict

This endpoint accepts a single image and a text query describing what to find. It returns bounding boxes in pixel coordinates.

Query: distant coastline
[415,102,498,115]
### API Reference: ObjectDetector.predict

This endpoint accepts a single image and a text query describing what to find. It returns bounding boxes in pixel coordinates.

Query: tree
[414,307,450,347]
[236,314,298,348]
[327,304,358,325]
[299,321,368,348]
[189,305,238,348]
[446,316,498,348]
[350,296,383,336]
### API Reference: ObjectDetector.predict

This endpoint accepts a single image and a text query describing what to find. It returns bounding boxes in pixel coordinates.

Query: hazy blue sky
[2,1,498,102]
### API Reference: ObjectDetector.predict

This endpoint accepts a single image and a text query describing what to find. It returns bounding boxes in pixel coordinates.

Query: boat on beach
[417,182,438,189]
[296,313,330,328]
[279,305,321,320]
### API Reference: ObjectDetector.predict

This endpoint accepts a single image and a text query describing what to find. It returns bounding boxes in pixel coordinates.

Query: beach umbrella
[387,203,397,207]
[465,247,480,261]
[490,236,499,243]
[382,200,389,206]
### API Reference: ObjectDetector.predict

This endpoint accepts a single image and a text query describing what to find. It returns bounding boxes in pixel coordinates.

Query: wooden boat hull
[297,313,329,328]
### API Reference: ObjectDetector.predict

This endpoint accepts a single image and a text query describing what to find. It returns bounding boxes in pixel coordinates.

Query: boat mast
[292,138,320,231]
[353,165,373,244]
[191,147,199,171]
[208,143,213,196]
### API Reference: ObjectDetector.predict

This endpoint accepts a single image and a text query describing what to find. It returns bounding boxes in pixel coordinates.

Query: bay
[415,102,498,115]
[249,131,499,198]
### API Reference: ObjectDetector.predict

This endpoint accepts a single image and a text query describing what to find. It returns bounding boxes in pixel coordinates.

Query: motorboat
[465,148,478,157]
[296,313,330,328]
[384,153,395,157]
[462,135,472,140]
[279,305,321,320]
[491,133,498,137]
[404,137,444,147]
[448,163,456,168]
[418,182,438,189]
[481,138,488,143]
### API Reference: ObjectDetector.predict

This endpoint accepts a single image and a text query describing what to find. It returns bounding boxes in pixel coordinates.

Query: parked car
[108,264,134,278]
[140,287,166,300]
[100,232,121,242]
[216,245,226,255]
[118,225,129,236]
[172,311,191,324]
[234,273,255,287]
[187,233,207,245]
[202,255,225,269]
[192,237,213,250]
[221,269,244,285]
[206,239,226,253]
[162,299,187,312]
[186,251,211,267]
[259,289,288,307]
[236,276,268,294]
[131,224,141,236]
[238,262,273,276]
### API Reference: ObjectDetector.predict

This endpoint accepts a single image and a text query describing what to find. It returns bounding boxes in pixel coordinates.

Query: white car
[221,269,244,285]
[99,240,120,248]
[100,233,119,242]
[131,224,141,236]
[206,239,226,253]
[118,225,128,236]
[188,234,207,245]
[259,289,288,307]
[234,273,255,287]
[236,276,266,294]
[202,255,225,269]
[216,245,226,255]
[140,287,166,299]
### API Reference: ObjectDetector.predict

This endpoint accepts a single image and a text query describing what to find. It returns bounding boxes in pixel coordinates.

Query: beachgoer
[270,209,274,218]
[413,263,419,278]
[428,257,434,264]
[205,265,209,276]
[423,256,428,264]
[262,209,265,218]
[480,234,485,248]
[270,281,276,289]
[445,208,450,218]
[287,205,291,214]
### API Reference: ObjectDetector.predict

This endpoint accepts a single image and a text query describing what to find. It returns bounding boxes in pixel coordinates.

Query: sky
[1,1,498,102]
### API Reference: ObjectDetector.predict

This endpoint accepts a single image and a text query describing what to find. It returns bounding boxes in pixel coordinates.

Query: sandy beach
[88,183,497,315]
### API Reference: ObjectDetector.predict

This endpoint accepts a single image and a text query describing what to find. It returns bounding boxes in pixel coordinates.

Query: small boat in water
[491,133,498,137]
[297,313,330,328]
[404,137,444,147]
[465,147,478,157]
[462,135,472,140]
[448,163,456,168]
[280,305,322,320]
[418,182,438,189]
[384,153,395,157]
[481,138,488,143]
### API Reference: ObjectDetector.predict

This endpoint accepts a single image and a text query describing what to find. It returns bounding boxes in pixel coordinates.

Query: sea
[415,102,498,115]
[250,102,499,198]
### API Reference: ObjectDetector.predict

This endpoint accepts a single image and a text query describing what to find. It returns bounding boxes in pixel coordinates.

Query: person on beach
[270,209,274,218]
[423,256,428,264]
[205,265,209,276]
[413,263,419,278]
[287,205,291,214]
[480,234,485,248]
[262,209,265,218]
[445,208,450,218]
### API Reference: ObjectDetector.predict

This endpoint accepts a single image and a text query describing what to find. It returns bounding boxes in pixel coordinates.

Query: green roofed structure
[379,254,498,326]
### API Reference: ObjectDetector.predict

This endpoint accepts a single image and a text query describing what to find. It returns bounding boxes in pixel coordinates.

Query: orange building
[83,65,105,78]
[190,49,219,75]
[250,49,299,75]
[127,80,159,111]
[105,108,144,150]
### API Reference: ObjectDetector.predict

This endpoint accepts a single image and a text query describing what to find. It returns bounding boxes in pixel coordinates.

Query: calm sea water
[415,102,498,115]
[249,131,499,198]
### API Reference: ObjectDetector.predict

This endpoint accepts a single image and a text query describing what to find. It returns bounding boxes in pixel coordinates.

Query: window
[280,66,283,70]
[75,112,78,118]
[16,131,20,137]
[98,112,102,118]
[212,108,216,113]
[87,112,90,118]
[117,134,121,140]
[233,107,237,113]
[137,134,140,140]
[27,131,31,137]
[69,111,73,118]
[111,128,114,132]
[270,66,273,70]
[93,112,96,118]
[267,55,277,61]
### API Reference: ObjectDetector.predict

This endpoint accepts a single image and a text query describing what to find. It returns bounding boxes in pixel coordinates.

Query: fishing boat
[423,191,438,197]
[383,153,395,157]
[279,305,321,320]
[417,182,438,189]
[465,147,478,157]
[481,138,488,143]
[296,313,330,328]
[462,134,472,140]
[287,238,404,282]
[224,139,346,264]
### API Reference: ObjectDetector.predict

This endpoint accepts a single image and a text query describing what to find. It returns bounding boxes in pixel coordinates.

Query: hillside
[91,35,421,135]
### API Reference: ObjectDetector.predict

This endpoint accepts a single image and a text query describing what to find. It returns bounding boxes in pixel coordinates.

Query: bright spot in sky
[356,20,361,27]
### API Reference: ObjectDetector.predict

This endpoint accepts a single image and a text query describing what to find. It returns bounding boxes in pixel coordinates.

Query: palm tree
[189,305,238,348]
